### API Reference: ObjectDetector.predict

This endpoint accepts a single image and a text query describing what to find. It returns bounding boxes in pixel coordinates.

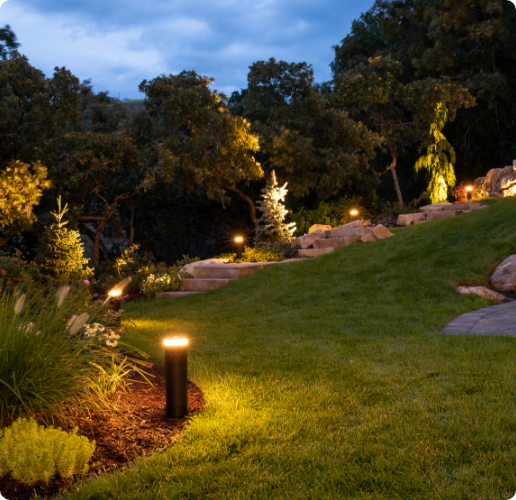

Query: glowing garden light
[108,288,122,312]
[466,185,473,200]
[234,236,244,259]
[163,337,189,418]
[350,209,359,220]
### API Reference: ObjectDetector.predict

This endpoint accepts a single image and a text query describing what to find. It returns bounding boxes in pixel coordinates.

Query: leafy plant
[140,273,183,297]
[86,357,133,396]
[0,160,51,246]
[0,418,94,485]
[216,246,285,263]
[0,284,140,421]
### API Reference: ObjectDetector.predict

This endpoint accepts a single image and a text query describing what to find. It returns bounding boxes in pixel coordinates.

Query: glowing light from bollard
[350,209,359,219]
[163,337,189,418]
[108,289,122,298]
[466,185,473,200]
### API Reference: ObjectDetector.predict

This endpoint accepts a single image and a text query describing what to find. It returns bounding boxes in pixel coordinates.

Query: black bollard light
[108,289,122,312]
[234,236,244,260]
[349,209,359,221]
[164,337,188,418]
[466,185,473,200]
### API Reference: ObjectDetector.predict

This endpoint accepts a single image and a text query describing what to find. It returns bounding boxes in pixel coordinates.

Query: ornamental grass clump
[0,285,135,421]
[0,418,95,485]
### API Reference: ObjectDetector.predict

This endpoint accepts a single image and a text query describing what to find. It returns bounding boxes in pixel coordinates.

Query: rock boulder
[309,224,331,233]
[491,255,516,292]
[291,229,326,249]
[457,286,505,301]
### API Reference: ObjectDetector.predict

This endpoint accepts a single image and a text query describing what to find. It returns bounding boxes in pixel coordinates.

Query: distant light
[466,186,473,192]
[350,209,359,216]
[235,236,244,243]
[108,289,122,298]
[164,337,188,347]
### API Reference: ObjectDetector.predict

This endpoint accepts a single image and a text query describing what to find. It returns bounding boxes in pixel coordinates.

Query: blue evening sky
[0,0,373,100]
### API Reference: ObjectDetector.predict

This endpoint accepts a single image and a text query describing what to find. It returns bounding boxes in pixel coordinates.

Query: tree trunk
[81,226,108,262]
[222,183,260,231]
[129,207,135,246]
[93,217,110,267]
[389,147,404,208]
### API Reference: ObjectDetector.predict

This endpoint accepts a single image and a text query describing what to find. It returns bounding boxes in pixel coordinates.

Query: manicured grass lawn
[64,198,516,500]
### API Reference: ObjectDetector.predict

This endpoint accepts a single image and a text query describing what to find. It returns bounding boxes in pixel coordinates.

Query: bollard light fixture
[350,209,359,220]
[108,288,122,312]
[163,336,189,418]
[234,236,244,259]
[466,185,473,200]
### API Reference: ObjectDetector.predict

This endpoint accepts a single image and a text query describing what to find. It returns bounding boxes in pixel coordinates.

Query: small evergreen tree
[414,103,457,204]
[37,197,93,280]
[254,171,296,249]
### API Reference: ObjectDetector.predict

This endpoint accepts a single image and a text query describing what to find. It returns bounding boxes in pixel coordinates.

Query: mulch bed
[0,364,205,500]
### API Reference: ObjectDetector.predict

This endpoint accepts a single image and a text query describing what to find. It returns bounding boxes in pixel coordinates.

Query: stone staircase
[156,261,300,298]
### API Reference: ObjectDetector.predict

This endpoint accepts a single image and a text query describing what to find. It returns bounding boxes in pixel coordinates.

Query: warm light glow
[108,289,122,298]
[466,186,473,192]
[164,337,188,347]
[235,236,244,243]
[350,209,359,216]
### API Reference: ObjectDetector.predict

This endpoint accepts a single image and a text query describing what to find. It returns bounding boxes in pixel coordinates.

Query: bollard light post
[466,185,473,201]
[108,289,122,312]
[234,236,244,260]
[349,209,359,221]
[164,337,188,418]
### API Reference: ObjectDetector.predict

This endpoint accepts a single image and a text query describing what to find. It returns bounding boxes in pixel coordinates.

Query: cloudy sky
[0,0,373,100]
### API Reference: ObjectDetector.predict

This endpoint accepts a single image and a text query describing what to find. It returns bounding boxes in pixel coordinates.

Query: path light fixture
[234,236,244,259]
[349,209,359,221]
[108,289,122,312]
[466,185,473,200]
[163,337,189,418]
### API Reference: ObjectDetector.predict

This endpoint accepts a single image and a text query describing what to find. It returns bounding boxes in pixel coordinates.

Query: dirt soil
[0,364,205,500]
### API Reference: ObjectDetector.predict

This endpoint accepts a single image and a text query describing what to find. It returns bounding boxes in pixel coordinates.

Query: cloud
[0,0,372,99]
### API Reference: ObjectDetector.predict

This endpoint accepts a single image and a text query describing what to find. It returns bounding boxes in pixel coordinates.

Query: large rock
[291,229,325,249]
[457,286,505,301]
[182,258,230,275]
[334,220,363,230]
[299,248,334,257]
[397,213,427,226]
[420,202,451,212]
[313,236,359,249]
[325,226,370,238]
[499,170,516,197]
[309,224,331,233]
[371,224,395,240]
[484,165,514,193]
[425,210,463,221]
[491,255,516,292]
[361,232,377,243]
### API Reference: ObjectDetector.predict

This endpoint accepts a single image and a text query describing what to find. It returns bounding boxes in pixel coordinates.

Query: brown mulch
[0,364,205,500]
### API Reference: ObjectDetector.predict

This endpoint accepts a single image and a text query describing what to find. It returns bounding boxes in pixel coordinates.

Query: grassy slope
[65,198,516,500]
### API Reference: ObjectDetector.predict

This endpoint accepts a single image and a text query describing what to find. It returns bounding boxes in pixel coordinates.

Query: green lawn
[64,198,516,500]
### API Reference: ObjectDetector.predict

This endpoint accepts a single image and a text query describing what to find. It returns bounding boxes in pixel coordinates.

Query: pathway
[441,301,516,335]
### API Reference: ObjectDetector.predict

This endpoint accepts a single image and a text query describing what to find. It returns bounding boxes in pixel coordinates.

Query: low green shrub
[141,273,183,297]
[0,418,95,485]
[216,246,285,263]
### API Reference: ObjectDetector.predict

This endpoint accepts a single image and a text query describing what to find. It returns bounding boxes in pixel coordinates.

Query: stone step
[298,248,334,257]
[194,263,271,279]
[313,236,359,249]
[156,291,202,298]
[180,278,236,291]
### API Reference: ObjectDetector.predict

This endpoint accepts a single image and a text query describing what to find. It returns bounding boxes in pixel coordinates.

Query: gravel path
[441,301,516,335]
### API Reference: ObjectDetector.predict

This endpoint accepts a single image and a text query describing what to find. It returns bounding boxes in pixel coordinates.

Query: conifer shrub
[0,418,95,485]
[36,197,93,280]
[254,171,296,248]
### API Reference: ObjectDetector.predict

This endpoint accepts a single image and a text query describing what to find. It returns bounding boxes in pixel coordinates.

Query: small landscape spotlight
[108,289,122,312]
[349,209,359,220]
[234,236,244,259]
[163,337,189,418]
[466,185,473,200]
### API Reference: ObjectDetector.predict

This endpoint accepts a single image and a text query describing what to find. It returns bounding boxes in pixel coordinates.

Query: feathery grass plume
[14,293,25,315]
[69,313,89,335]
[56,285,71,307]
